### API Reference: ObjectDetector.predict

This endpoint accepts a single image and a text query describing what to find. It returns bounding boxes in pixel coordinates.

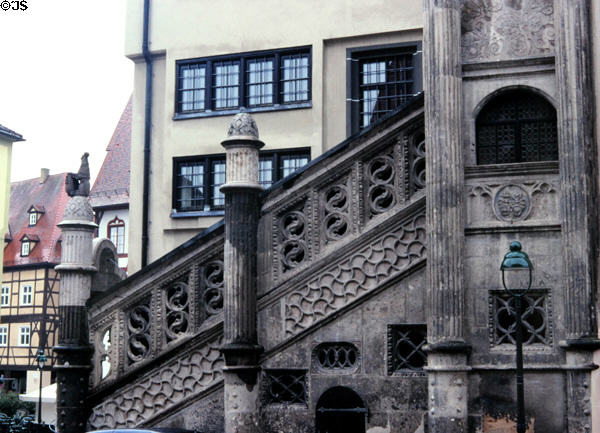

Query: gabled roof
[3,172,69,267]
[90,97,131,209]
[0,124,24,142]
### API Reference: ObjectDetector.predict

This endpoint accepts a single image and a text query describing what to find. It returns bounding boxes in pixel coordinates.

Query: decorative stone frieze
[88,336,224,430]
[461,0,555,63]
[284,210,425,336]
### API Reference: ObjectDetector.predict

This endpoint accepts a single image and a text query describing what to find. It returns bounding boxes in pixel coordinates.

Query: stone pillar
[220,113,264,433]
[54,190,97,431]
[554,1,599,431]
[423,1,470,431]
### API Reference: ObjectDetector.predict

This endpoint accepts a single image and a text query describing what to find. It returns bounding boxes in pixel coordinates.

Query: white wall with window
[97,208,129,271]
[0,325,7,347]
[18,326,30,346]
[20,285,32,306]
[0,285,9,307]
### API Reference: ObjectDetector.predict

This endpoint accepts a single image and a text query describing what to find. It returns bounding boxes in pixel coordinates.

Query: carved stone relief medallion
[493,184,531,222]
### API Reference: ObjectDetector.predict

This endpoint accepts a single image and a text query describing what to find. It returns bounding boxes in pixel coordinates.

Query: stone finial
[65,152,91,197]
[227,112,259,140]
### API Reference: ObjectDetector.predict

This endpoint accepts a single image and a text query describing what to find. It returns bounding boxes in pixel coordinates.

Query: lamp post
[35,348,47,425]
[500,241,533,433]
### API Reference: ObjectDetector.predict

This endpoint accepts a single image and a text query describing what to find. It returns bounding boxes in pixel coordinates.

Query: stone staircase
[85,94,426,430]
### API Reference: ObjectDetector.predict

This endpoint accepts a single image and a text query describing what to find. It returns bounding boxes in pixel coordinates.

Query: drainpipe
[141,0,152,268]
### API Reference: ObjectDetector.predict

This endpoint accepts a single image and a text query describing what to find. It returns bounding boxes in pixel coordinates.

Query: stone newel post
[423,1,470,432]
[220,113,264,433]
[54,153,96,433]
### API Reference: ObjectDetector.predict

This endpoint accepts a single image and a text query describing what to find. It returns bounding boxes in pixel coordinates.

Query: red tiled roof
[90,97,131,208]
[3,173,69,267]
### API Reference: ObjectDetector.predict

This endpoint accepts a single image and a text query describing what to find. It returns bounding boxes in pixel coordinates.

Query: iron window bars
[176,47,311,117]
[173,148,310,213]
[476,90,558,165]
[387,324,427,374]
[264,369,307,405]
[314,342,359,371]
[347,43,422,135]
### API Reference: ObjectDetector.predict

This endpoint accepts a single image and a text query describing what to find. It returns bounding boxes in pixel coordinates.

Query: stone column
[54,187,97,431]
[423,1,470,431]
[554,1,599,431]
[220,113,264,433]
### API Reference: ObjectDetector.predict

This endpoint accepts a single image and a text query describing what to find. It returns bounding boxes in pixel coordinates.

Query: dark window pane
[211,160,226,207]
[177,162,204,211]
[259,157,274,187]
[476,91,557,164]
[281,154,309,177]
[281,53,309,103]
[247,57,274,106]
[358,53,414,128]
[179,63,206,113]
[213,61,240,109]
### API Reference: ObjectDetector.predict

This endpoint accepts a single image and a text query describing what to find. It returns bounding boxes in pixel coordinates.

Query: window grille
[476,90,558,164]
[0,286,9,307]
[314,343,359,371]
[387,324,427,374]
[490,290,551,347]
[264,370,307,405]
[21,241,30,257]
[175,47,311,116]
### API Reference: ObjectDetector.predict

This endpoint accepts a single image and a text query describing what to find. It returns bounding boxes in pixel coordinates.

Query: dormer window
[27,205,45,227]
[19,234,39,257]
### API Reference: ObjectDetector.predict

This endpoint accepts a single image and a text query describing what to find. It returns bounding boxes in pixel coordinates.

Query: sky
[0,0,134,183]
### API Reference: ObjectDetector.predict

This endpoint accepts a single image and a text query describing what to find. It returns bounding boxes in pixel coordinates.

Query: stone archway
[315,386,367,433]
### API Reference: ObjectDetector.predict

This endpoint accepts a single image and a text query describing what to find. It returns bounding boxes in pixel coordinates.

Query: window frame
[346,42,422,136]
[172,147,311,216]
[28,212,37,226]
[20,285,33,306]
[0,286,9,307]
[174,46,312,120]
[0,326,7,347]
[21,241,30,257]
[18,325,30,347]
[107,216,126,256]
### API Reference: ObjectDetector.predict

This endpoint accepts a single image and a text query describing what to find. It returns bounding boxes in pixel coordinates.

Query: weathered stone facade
[73,1,600,432]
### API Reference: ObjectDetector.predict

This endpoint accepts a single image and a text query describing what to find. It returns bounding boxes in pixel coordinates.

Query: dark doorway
[316,386,367,433]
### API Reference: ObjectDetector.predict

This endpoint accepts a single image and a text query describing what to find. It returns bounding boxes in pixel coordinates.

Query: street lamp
[36,348,47,425]
[500,241,533,433]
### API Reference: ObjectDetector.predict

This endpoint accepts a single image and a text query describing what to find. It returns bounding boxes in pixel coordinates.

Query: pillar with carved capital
[554,0,599,431]
[423,0,470,431]
[220,113,264,433]
[54,155,97,433]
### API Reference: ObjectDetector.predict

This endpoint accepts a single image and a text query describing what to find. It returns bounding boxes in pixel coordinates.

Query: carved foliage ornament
[322,183,351,242]
[461,0,555,62]
[367,154,397,217]
[285,212,426,336]
[165,281,190,342]
[88,338,224,429]
[203,260,224,316]
[127,302,152,365]
[279,210,308,271]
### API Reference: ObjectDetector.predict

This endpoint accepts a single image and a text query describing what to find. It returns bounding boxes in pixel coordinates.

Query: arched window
[316,386,366,433]
[107,217,125,255]
[476,89,558,165]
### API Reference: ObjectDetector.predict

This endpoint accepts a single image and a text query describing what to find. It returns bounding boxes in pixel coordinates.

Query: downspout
[141,0,152,268]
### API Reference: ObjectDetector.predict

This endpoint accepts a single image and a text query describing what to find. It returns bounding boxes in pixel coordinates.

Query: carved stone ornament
[165,281,190,342]
[227,112,259,139]
[285,211,426,336]
[322,184,351,242]
[127,303,152,365]
[203,260,224,315]
[279,210,308,271]
[65,152,91,197]
[493,184,531,222]
[461,0,555,62]
[63,196,95,221]
[88,337,223,429]
[367,154,397,217]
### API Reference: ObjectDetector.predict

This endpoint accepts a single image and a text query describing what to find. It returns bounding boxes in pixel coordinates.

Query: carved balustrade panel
[201,259,225,318]
[88,336,224,430]
[126,299,153,366]
[268,120,425,287]
[164,280,191,343]
[91,314,118,386]
[284,209,426,336]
